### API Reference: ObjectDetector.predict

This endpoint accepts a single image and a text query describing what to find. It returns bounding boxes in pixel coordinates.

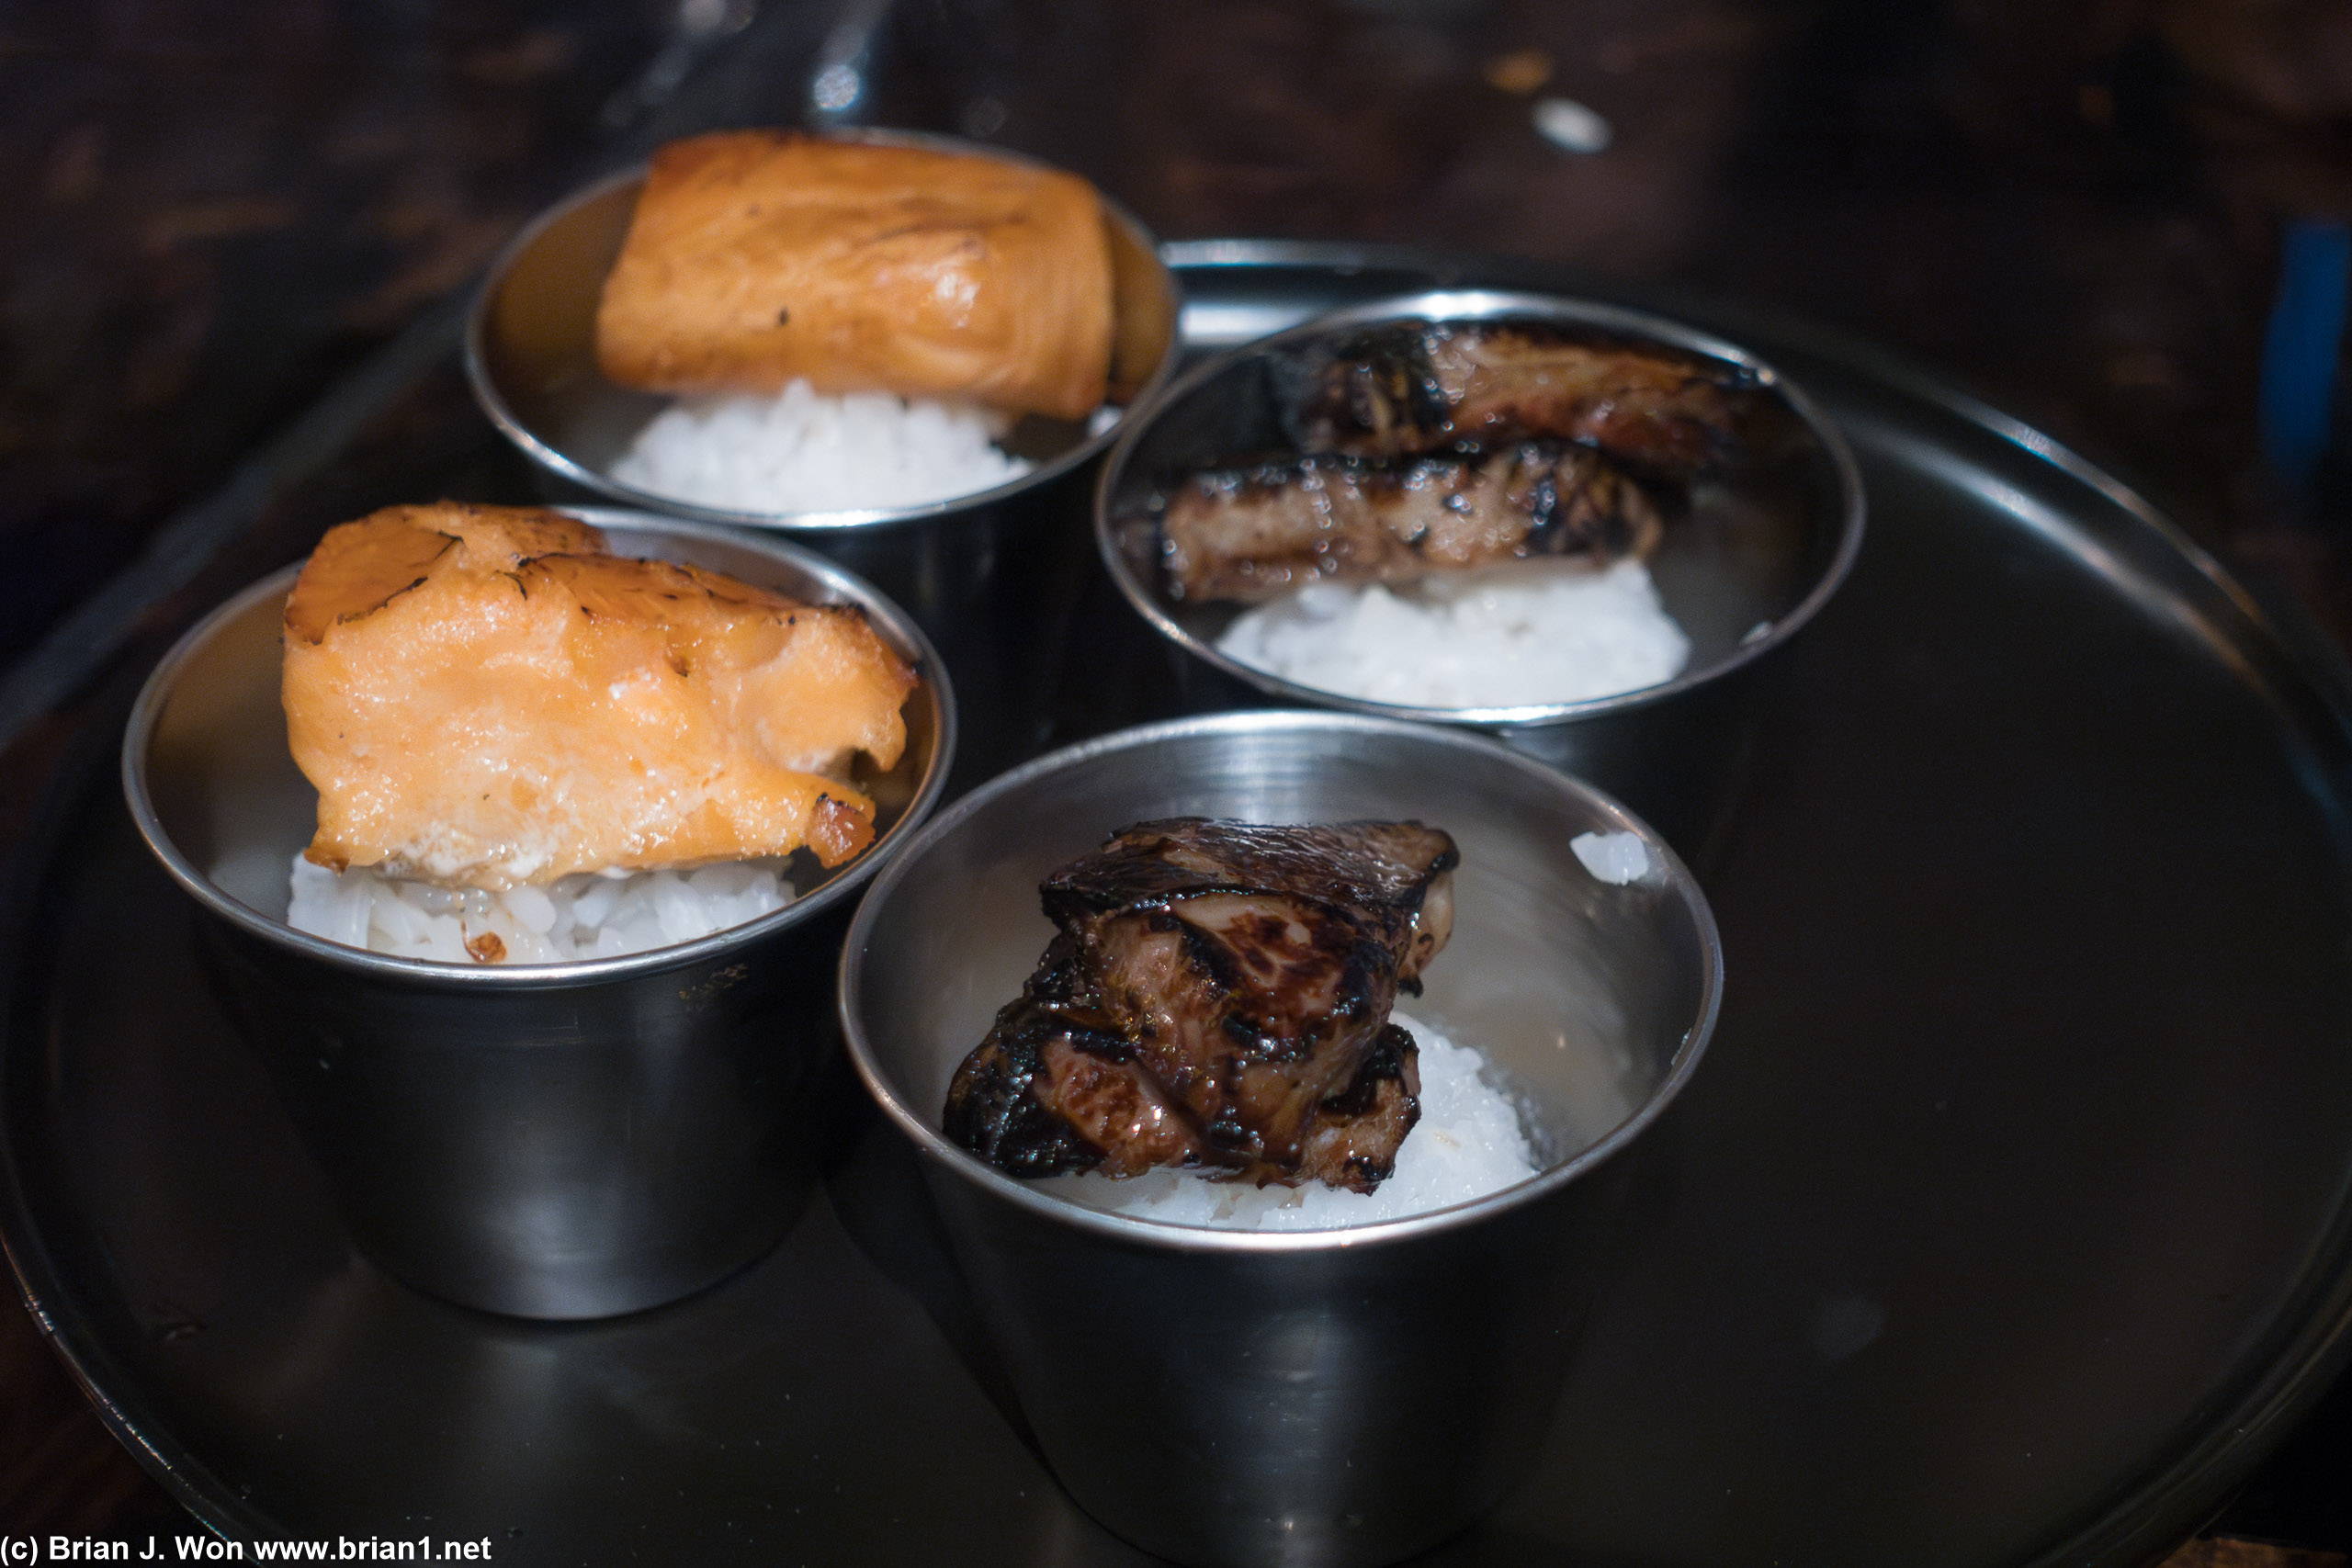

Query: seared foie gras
[1159,442,1661,604]
[1286,320,1747,471]
[944,818,1459,1192]
[283,502,918,890]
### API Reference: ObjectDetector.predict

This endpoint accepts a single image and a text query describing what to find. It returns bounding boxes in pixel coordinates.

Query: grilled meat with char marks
[1159,441,1661,604]
[1285,319,1749,471]
[944,818,1459,1192]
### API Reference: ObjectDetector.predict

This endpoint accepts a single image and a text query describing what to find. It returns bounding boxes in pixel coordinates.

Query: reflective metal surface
[3,250,2350,1564]
[118,512,955,1318]
[1094,288,1863,859]
[840,712,1720,1568]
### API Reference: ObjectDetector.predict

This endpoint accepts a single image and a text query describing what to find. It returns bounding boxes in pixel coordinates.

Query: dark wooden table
[4,0,2349,1559]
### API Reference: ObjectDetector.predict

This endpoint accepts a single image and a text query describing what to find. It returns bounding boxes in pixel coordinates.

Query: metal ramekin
[840,711,1720,1568]
[123,509,955,1319]
[1094,289,1867,859]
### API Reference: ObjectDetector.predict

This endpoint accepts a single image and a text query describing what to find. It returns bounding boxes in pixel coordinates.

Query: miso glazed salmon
[595,130,1115,420]
[282,502,919,890]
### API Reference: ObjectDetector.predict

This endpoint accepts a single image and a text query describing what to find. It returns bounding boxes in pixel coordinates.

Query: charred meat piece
[944,818,1459,1191]
[1295,1024,1423,1192]
[1159,441,1661,604]
[1285,320,1747,472]
[941,933,1196,1179]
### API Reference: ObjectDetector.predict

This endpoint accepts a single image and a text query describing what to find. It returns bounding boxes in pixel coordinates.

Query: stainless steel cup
[122,512,955,1320]
[839,712,1721,1568]
[465,134,1182,783]
[1094,290,1865,859]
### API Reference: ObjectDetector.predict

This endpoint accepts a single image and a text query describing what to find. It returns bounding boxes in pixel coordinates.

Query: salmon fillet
[282,502,919,890]
[595,130,1115,420]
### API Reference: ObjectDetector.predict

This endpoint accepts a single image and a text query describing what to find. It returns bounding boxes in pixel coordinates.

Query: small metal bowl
[1095,290,1865,855]
[840,711,1720,1568]
[466,130,1182,634]
[122,510,955,1320]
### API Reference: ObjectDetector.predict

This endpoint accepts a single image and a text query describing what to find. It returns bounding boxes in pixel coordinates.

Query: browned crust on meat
[286,503,602,645]
[808,793,876,867]
[1423,327,1740,469]
[1158,445,1662,604]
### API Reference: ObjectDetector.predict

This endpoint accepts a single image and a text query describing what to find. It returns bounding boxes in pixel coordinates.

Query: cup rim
[836,708,1724,1254]
[1091,287,1869,726]
[120,507,958,987]
[462,128,1188,534]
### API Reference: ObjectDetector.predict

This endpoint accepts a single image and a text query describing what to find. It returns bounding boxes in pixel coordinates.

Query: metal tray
[6,243,2352,1567]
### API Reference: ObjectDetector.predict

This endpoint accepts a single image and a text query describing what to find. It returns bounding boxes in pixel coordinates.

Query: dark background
[3,0,2349,1557]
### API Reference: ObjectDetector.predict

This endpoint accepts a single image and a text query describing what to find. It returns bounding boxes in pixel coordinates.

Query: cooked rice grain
[287,854,792,963]
[1216,557,1690,708]
[610,378,1032,513]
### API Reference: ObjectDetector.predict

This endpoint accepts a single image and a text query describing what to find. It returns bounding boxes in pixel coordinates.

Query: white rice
[1035,1012,1542,1231]
[1571,829,1654,886]
[285,853,792,964]
[609,378,1033,513]
[1216,557,1690,708]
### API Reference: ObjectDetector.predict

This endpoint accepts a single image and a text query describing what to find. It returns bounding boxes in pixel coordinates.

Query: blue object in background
[2261,219,2352,491]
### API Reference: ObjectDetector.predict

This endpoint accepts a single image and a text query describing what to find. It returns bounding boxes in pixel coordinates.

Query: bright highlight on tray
[280,502,921,962]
